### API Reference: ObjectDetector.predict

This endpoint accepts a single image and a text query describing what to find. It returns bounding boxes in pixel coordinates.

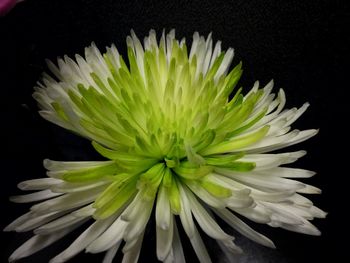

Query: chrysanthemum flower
[6,30,326,263]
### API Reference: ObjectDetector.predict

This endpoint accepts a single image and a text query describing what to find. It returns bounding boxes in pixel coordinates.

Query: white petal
[75,54,94,86]
[265,95,279,114]
[208,40,221,70]
[251,190,295,203]
[120,191,143,222]
[9,222,83,262]
[214,208,275,248]
[244,80,260,98]
[86,217,127,253]
[243,88,284,130]
[46,59,63,81]
[57,58,74,84]
[72,204,95,217]
[177,182,195,238]
[189,226,212,263]
[164,249,174,263]
[194,38,208,79]
[166,29,175,63]
[241,150,306,170]
[15,210,68,232]
[268,88,286,118]
[283,102,310,127]
[38,111,74,133]
[288,194,313,207]
[202,34,213,75]
[102,241,122,263]
[156,215,174,261]
[244,129,319,154]
[185,180,226,208]
[159,29,166,52]
[33,91,53,111]
[10,189,63,203]
[234,204,272,224]
[207,176,254,209]
[189,32,200,60]
[216,169,305,192]
[210,173,294,204]
[252,80,274,105]
[35,205,94,235]
[105,44,121,71]
[261,202,305,225]
[49,216,116,263]
[148,29,158,49]
[64,56,87,86]
[156,185,171,229]
[30,185,104,214]
[225,195,254,209]
[261,167,316,178]
[51,180,110,193]
[310,206,327,218]
[240,129,300,152]
[130,29,145,79]
[172,221,186,263]
[272,203,314,219]
[297,184,322,194]
[214,48,234,83]
[207,174,252,194]
[84,43,110,83]
[217,239,242,255]
[121,231,145,263]
[123,198,154,242]
[290,204,327,219]
[122,236,139,253]
[4,211,33,232]
[186,189,233,241]
[17,178,62,191]
[43,159,114,171]
[276,221,321,236]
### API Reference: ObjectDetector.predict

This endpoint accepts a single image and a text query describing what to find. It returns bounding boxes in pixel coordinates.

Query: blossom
[5,30,326,263]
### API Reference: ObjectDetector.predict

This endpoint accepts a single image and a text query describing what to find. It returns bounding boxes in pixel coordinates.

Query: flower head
[6,30,325,263]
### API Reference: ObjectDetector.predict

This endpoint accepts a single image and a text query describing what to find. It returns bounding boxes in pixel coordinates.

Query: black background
[1,0,348,262]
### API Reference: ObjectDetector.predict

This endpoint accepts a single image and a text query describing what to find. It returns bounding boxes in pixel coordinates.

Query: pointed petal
[49,216,116,263]
[214,208,275,248]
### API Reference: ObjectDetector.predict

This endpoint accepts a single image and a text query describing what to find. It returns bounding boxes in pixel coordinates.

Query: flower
[5,30,326,263]
[0,0,24,16]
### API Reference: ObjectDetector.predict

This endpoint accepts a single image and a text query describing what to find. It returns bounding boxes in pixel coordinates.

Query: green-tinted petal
[93,176,137,219]
[199,178,232,198]
[173,161,213,180]
[62,162,119,182]
[201,125,270,155]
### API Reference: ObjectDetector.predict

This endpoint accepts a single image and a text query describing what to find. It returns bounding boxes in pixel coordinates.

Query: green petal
[92,141,158,166]
[204,152,245,166]
[62,161,119,182]
[216,161,256,172]
[138,163,166,200]
[201,125,270,155]
[199,178,232,198]
[169,177,181,214]
[226,107,268,138]
[173,161,213,180]
[93,175,137,219]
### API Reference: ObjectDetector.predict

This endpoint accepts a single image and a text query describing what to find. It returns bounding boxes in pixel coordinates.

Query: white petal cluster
[6,30,325,263]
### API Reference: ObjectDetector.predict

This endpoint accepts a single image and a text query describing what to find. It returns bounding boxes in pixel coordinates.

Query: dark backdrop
[1,0,348,262]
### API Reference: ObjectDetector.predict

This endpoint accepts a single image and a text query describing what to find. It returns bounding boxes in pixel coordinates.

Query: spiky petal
[6,30,325,263]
